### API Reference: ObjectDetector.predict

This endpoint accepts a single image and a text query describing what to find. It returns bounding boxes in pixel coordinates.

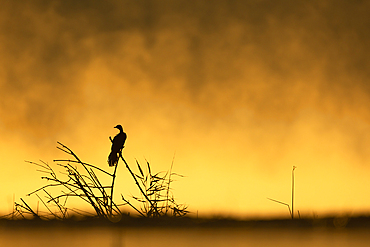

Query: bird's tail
[108,151,119,167]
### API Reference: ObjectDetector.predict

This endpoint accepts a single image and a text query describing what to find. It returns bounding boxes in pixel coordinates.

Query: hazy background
[0,0,370,218]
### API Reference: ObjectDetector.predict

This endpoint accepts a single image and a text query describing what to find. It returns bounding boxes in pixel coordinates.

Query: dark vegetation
[2,142,188,221]
[1,213,370,230]
[2,142,370,230]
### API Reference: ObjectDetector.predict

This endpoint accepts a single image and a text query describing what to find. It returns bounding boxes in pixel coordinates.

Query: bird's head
[114,124,123,132]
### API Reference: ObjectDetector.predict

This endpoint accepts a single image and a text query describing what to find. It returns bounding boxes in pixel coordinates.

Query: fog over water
[0,0,370,217]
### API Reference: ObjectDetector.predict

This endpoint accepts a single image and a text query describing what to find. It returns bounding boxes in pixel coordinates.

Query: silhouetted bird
[108,124,127,167]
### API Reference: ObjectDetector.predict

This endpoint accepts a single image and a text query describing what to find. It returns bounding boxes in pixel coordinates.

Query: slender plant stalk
[121,195,145,217]
[20,198,39,218]
[109,157,119,215]
[12,194,15,220]
[118,152,160,216]
[292,166,296,219]
[165,154,175,214]
[267,198,292,216]
[268,166,297,219]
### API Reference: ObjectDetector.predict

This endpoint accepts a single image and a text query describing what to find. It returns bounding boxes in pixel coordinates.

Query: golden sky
[0,0,370,218]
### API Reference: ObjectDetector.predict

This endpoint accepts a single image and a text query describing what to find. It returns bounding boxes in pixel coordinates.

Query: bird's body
[108,125,127,167]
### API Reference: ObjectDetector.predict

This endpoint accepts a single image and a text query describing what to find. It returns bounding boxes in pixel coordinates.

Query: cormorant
[108,124,127,167]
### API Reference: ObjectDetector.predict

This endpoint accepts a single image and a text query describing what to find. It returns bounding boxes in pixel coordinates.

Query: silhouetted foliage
[5,139,187,220]
[16,142,122,220]
[121,157,188,217]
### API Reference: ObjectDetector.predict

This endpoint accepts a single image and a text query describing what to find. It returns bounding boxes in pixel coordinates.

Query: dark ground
[1,215,370,229]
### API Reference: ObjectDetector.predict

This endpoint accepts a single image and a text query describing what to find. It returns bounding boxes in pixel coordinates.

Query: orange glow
[1,1,370,218]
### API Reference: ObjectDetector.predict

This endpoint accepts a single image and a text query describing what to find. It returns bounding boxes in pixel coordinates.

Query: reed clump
[121,157,188,217]
[5,142,187,220]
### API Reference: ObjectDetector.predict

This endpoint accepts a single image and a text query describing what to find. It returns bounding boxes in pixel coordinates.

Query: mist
[1,0,370,216]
